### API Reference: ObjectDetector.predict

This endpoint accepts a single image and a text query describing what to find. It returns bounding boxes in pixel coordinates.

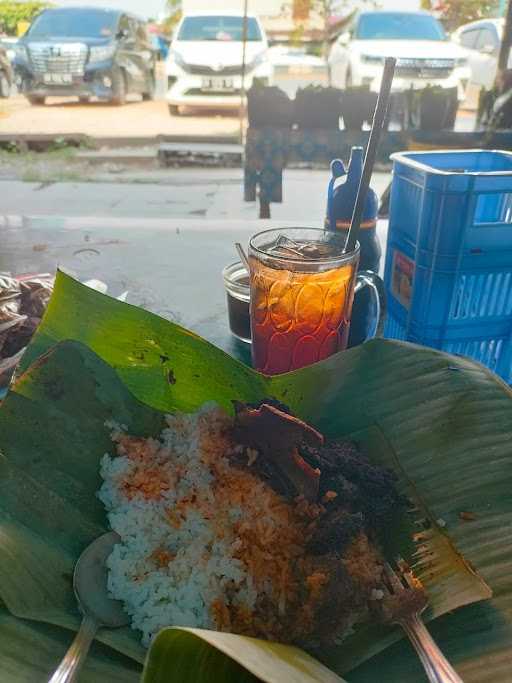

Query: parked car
[0,43,13,97]
[329,10,470,100]
[453,18,508,92]
[165,12,273,114]
[267,45,325,72]
[13,6,156,105]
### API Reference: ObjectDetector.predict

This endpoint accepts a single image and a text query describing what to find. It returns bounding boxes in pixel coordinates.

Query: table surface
[0,215,388,366]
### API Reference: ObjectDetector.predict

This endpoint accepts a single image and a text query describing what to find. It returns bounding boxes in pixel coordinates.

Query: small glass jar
[222,261,251,343]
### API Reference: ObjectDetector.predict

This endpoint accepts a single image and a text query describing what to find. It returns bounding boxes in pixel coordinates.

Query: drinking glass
[249,228,384,375]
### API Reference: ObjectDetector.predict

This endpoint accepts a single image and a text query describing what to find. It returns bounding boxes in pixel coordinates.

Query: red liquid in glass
[250,258,357,374]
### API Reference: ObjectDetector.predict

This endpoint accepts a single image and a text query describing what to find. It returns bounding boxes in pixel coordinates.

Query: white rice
[98,403,260,646]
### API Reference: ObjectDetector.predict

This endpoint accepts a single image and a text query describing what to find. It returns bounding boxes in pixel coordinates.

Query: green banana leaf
[0,340,343,683]
[0,271,510,682]
[0,600,140,683]
[142,628,345,683]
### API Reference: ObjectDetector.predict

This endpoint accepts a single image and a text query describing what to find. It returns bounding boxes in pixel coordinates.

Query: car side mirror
[338,32,350,46]
[480,44,496,55]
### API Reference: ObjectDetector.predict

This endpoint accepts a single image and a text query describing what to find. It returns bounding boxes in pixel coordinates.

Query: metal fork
[380,560,464,683]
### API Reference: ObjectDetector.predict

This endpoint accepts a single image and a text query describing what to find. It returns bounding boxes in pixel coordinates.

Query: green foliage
[0,1,51,36]
[436,0,500,31]
[162,0,181,35]
[289,23,305,47]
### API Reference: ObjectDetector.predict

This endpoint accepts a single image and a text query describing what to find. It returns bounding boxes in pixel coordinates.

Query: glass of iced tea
[249,228,384,375]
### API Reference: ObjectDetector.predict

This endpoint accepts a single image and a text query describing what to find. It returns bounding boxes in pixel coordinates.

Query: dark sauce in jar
[227,289,250,342]
[223,263,251,343]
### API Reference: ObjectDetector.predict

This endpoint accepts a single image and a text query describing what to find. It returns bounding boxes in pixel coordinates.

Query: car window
[178,16,262,42]
[476,27,498,52]
[27,8,118,39]
[459,28,480,50]
[356,12,447,41]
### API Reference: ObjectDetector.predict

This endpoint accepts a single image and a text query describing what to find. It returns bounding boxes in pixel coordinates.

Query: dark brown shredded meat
[229,399,407,647]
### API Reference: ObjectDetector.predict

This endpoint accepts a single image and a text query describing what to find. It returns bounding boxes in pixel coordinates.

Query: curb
[0,133,241,152]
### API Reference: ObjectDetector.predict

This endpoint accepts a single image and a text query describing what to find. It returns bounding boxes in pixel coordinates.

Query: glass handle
[354,270,387,341]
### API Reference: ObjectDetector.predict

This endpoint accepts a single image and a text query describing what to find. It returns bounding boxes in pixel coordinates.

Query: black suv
[14,6,156,105]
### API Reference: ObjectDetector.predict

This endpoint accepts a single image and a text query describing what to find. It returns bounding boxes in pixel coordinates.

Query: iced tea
[249,229,359,374]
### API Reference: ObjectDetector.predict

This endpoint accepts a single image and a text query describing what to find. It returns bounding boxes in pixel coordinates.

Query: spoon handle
[49,615,98,683]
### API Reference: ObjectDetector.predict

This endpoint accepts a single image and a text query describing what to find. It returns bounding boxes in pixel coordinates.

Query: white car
[453,19,509,92]
[329,10,470,100]
[165,12,273,114]
[267,45,325,71]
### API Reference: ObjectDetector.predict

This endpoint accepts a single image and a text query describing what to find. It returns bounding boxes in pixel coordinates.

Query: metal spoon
[49,531,129,683]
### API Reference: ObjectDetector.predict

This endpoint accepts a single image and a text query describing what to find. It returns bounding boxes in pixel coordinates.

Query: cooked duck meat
[233,401,323,501]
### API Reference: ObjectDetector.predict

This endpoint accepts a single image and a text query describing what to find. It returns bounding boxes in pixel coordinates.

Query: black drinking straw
[344,57,396,254]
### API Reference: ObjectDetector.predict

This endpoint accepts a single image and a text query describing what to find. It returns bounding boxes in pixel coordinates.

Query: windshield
[356,13,447,41]
[27,9,118,39]
[178,16,262,42]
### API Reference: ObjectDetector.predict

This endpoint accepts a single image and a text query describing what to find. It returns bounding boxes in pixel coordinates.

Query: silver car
[453,18,506,95]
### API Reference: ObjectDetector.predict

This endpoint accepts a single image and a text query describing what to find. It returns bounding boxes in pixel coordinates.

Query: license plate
[201,77,235,92]
[43,73,73,85]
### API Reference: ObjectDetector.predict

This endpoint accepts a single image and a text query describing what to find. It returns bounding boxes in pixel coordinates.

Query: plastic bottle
[326,147,381,347]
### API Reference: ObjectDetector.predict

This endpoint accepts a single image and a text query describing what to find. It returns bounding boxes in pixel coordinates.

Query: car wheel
[27,95,45,105]
[142,72,156,101]
[168,104,180,116]
[110,68,127,106]
[0,72,10,98]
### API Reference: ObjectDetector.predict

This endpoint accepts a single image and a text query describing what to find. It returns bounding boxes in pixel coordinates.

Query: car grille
[396,58,455,80]
[28,43,87,75]
[186,63,242,76]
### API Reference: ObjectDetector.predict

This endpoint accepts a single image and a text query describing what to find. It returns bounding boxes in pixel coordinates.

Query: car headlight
[89,44,116,64]
[14,44,28,62]
[361,54,384,65]
[168,50,188,71]
[456,57,468,68]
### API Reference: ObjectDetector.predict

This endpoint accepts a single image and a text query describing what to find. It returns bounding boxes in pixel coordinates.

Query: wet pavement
[0,214,389,358]
[0,169,390,220]
[0,167,390,359]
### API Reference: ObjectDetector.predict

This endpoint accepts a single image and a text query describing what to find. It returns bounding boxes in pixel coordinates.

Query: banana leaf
[0,600,140,683]
[142,628,345,683]
[0,271,510,682]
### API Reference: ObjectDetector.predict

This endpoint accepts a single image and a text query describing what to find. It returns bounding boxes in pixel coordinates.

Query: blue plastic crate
[384,149,512,382]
